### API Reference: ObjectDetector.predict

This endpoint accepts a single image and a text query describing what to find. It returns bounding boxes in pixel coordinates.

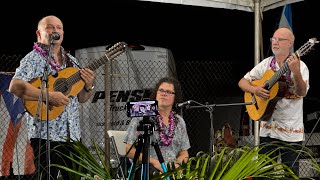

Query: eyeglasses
[270,37,290,42]
[157,88,175,95]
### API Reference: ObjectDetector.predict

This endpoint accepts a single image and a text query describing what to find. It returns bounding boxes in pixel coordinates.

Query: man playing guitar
[238,27,310,178]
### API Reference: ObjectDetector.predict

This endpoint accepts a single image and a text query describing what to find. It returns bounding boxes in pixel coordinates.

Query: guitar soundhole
[54,78,69,94]
[252,95,259,110]
[42,101,53,110]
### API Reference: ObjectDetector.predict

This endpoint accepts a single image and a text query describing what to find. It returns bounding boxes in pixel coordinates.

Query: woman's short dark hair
[150,77,183,112]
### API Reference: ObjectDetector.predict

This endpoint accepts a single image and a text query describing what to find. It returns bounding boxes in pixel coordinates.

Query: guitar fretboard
[68,55,109,90]
[265,61,290,90]
[55,42,126,93]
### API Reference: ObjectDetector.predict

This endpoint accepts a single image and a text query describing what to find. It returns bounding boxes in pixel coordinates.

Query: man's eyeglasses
[158,88,175,95]
[270,37,290,42]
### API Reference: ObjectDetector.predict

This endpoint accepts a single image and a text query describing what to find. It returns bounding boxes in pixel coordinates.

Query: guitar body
[23,41,127,121]
[24,67,85,120]
[244,69,280,121]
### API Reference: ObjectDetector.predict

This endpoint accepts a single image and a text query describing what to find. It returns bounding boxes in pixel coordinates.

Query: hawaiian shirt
[124,114,191,164]
[13,44,81,142]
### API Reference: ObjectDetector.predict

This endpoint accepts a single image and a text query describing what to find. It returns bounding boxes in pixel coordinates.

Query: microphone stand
[292,112,320,169]
[33,43,52,179]
[187,100,252,154]
[33,35,58,180]
[38,37,55,180]
[43,38,56,180]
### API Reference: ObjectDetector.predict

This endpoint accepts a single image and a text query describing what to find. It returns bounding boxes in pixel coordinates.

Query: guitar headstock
[296,38,319,57]
[105,42,127,61]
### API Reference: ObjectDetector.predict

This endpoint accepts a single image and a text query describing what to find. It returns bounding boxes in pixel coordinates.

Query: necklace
[157,111,176,146]
[33,42,62,71]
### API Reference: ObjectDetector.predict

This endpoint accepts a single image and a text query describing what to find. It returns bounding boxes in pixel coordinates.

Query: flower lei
[33,42,62,71]
[157,111,176,146]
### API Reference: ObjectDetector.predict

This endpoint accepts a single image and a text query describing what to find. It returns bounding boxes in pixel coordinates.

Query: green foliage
[51,139,317,180]
[51,140,114,180]
[154,145,301,180]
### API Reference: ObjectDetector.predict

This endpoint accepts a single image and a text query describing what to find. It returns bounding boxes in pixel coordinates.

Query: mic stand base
[292,113,320,169]
[188,101,251,154]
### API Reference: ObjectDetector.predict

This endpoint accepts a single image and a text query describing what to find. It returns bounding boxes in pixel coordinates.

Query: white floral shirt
[243,56,309,142]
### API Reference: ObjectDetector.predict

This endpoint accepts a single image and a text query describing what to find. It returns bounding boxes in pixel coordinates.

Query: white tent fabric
[139,0,303,146]
[140,0,302,12]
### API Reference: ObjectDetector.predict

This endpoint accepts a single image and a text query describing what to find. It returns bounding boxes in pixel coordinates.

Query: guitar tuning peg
[309,38,319,44]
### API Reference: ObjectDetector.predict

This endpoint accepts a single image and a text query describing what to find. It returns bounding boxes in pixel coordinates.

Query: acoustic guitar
[24,42,126,121]
[244,38,318,121]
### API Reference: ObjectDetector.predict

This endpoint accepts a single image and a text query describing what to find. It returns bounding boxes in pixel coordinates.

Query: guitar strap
[34,43,80,71]
[64,50,81,69]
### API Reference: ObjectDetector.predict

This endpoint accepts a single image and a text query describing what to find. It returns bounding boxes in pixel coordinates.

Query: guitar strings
[53,43,125,93]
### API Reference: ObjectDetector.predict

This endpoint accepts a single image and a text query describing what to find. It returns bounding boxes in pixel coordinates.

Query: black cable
[292,113,320,168]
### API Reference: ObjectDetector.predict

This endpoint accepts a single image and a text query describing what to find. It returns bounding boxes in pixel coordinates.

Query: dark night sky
[0,1,318,60]
[1,0,320,108]
[0,0,316,55]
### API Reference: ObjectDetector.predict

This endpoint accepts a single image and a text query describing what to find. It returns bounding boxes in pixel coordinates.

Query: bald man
[9,15,95,180]
[238,27,309,178]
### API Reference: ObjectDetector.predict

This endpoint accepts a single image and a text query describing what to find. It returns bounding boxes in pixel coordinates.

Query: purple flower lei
[33,43,47,57]
[33,43,62,71]
[270,56,291,83]
[157,111,176,146]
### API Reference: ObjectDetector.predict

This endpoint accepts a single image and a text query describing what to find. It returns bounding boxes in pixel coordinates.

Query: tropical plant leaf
[50,138,317,180]
[51,139,113,179]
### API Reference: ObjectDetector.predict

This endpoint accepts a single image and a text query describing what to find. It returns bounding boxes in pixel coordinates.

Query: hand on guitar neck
[78,68,95,103]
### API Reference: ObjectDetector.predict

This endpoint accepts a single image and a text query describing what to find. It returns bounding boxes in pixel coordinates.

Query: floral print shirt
[124,114,190,164]
[13,45,81,142]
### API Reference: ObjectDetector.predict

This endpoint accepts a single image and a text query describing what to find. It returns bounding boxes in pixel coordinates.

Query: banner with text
[75,44,177,150]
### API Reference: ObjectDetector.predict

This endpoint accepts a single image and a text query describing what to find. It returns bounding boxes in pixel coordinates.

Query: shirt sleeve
[243,57,271,82]
[13,52,45,82]
[176,115,191,151]
[300,60,310,91]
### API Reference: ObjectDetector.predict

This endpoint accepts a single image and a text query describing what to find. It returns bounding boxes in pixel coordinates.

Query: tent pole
[253,0,261,146]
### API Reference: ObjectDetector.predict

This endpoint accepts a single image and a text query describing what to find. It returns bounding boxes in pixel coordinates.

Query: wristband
[84,85,94,92]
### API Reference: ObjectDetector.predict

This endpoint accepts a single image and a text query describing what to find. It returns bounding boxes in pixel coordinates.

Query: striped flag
[279,4,294,52]
[0,73,35,176]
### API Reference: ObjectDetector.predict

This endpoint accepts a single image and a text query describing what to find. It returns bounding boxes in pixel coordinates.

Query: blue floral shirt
[124,114,190,164]
[13,45,81,142]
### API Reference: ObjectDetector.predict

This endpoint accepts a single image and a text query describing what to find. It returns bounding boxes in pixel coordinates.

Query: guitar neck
[65,42,126,88]
[267,38,319,89]
[87,55,109,71]
[267,61,290,89]
[67,55,109,86]
[85,42,126,72]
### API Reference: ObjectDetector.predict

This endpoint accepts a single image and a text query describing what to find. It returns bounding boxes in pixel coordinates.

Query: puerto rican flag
[0,73,35,176]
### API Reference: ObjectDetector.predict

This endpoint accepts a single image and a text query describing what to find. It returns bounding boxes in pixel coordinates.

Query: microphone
[50,32,60,40]
[176,100,192,108]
